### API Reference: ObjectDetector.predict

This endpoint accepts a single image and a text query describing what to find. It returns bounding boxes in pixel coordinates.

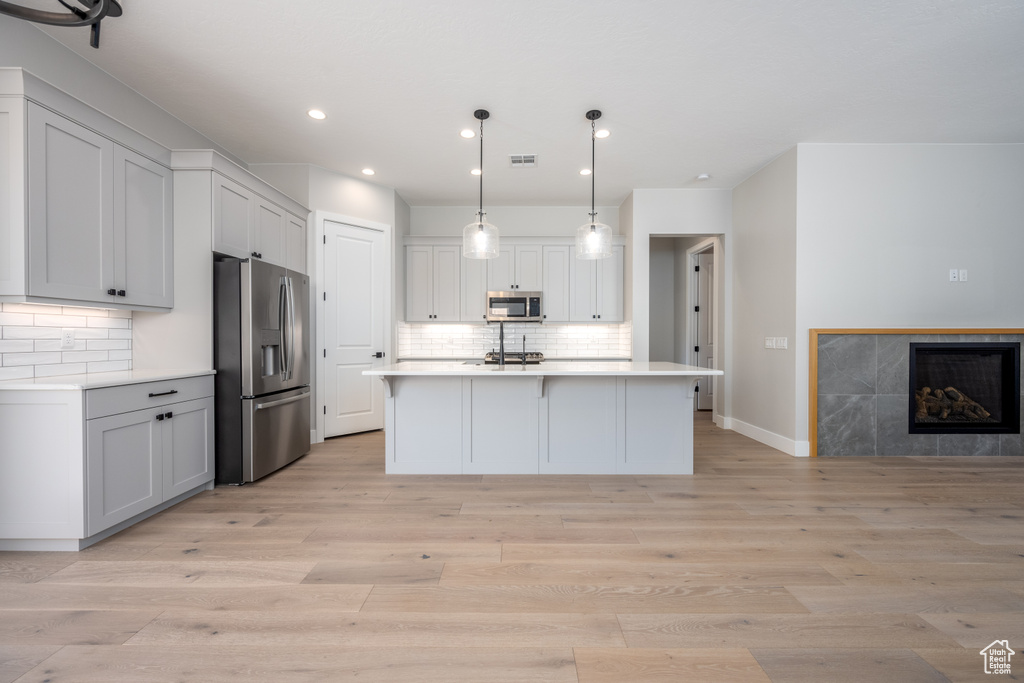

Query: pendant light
[462,109,499,259]
[0,0,122,48]
[575,110,613,259]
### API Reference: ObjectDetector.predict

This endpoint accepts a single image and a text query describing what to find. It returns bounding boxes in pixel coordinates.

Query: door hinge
[323,349,326,358]
[694,265,700,272]
[694,305,700,312]
[694,345,700,353]
[694,384,700,393]
[323,235,326,244]
[323,292,326,301]
[323,406,326,415]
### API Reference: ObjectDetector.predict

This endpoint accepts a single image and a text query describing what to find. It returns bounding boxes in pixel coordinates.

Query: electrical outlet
[949,268,959,282]
[764,337,775,349]
[61,328,75,349]
[777,337,788,349]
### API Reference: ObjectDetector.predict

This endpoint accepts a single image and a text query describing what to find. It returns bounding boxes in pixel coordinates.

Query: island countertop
[364,361,723,377]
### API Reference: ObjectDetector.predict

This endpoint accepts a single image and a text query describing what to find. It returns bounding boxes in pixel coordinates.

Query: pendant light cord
[479,116,484,222]
[590,119,597,224]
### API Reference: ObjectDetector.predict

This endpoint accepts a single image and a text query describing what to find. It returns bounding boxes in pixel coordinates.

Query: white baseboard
[724,417,803,457]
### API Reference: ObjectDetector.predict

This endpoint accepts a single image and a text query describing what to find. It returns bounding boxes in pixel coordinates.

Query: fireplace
[909,342,1020,434]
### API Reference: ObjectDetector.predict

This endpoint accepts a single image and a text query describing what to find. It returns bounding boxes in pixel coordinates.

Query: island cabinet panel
[463,377,539,474]
[540,376,617,473]
[390,376,462,473]
[622,377,694,474]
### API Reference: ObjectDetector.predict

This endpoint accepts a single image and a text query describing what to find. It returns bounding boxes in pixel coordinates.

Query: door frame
[313,210,393,444]
[685,236,720,415]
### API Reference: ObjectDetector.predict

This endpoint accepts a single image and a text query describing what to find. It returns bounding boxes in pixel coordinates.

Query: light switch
[764,337,775,349]
[959,269,968,282]
[777,337,788,349]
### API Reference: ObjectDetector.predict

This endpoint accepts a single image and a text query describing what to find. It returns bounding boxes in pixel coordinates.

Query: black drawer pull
[164,412,173,419]
[148,390,179,398]
[156,413,164,421]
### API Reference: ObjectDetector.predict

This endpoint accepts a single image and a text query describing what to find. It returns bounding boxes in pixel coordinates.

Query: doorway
[318,218,390,438]
[690,244,715,410]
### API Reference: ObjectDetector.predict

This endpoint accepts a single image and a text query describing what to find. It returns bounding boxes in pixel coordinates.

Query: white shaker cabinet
[285,212,307,273]
[541,245,571,322]
[212,172,254,259]
[570,245,624,322]
[254,196,287,265]
[487,245,542,292]
[406,245,460,322]
[461,255,488,322]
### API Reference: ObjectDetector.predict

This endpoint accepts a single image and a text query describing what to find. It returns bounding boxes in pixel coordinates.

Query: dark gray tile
[818,395,876,456]
[877,335,911,395]
[999,402,1024,456]
[818,335,876,395]
[876,394,937,456]
[936,433,1000,457]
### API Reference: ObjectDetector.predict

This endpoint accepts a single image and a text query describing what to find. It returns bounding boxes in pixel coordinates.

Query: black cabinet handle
[117,290,126,297]
[251,251,263,259]
[107,288,116,295]
[597,314,601,319]
[156,413,164,421]
[165,412,173,419]
[148,390,178,398]
[592,315,596,319]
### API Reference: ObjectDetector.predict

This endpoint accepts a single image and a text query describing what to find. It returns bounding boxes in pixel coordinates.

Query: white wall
[411,206,619,236]
[731,147,798,453]
[248,164,311,207]
[794,143,1024,448]
[0,21,238,163]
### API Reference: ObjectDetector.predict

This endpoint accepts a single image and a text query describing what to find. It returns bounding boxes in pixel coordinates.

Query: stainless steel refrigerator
[214,258,311,484]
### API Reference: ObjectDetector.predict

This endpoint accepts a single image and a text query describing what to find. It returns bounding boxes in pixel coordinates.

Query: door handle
[255,392,309,411]
[371,352,385,358]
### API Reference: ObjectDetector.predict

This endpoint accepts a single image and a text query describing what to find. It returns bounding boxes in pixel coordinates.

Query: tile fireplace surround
[810,329,1024,457]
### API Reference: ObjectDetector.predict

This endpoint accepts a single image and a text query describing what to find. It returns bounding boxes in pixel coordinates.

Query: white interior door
[694,250,714,410]
[324,221,386,436]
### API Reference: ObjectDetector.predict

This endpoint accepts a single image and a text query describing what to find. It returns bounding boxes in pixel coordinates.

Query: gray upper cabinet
[27,103,115,303]
[285,212,307,273]
[2,74,174,311]
[115,145,173,308]
[570,244,624,322]
[212,173,253,259]
[254,197,286,265]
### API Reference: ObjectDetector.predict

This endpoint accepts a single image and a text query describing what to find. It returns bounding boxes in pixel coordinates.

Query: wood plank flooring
[2,412,1022,682]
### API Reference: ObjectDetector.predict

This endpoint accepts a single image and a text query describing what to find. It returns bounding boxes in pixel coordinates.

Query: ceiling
[20,0,1024,206]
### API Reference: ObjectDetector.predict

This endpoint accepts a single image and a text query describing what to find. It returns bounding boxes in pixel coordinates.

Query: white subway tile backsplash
[396,322,632,359]
[3,351,62,366]
[0,305,132,381]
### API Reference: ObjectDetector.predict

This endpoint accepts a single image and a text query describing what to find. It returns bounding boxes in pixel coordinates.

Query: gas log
[914,386,992,422]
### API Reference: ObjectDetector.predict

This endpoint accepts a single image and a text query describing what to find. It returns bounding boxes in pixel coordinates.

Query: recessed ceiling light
[307,109,326,120]
[470,168,482,176]
[579,169,592,176]
[594,129,610,139]
[362,168,375,176]
[696,173,711,181]
[460,129,476,138]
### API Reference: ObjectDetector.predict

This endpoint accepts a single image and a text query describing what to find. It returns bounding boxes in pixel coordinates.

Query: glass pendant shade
[463,215,499,259]
[575,220,612,259]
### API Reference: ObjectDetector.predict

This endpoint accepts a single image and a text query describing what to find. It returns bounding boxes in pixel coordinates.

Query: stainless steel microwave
[486,291,543,323]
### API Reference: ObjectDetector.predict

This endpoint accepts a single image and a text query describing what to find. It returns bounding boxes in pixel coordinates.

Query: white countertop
[0,369,215,391]
[364,361,722,377]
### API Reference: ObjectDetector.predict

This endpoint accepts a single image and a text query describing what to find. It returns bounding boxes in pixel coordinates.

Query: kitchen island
[363,362,723,475]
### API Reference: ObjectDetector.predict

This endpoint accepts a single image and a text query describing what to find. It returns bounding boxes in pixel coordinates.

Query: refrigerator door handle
[255,391,309,411]
[279,277,290,380]
[286,276,297,380]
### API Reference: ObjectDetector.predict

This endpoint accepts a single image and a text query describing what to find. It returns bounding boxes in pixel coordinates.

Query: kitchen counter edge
[0,369,216,391]
[365,361,722,376]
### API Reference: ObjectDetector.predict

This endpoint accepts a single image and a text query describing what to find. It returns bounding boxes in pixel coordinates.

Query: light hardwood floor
[2,413,1022,682]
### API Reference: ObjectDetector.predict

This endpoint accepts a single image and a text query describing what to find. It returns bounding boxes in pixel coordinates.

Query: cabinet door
[596,245,624,322]
[86,408,162,535]
[162,397,214,499]
[542,246,570,322]
[114,145,173,308]
[461,255,488,322]
[515,245,543,291]
[254,197,286,265]
[487,246,514,291]
[27,103,114,302]
[406,245,433,321]
[569,247,596,321]
[285,212,307,273]
[432,246,461,322]
[212,173,253,258]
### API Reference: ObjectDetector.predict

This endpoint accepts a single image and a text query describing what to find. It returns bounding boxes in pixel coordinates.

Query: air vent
[509,154,537,168]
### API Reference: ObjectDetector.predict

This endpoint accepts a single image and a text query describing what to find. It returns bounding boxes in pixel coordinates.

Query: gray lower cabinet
[85,395,213,535]
[85,379,214,536]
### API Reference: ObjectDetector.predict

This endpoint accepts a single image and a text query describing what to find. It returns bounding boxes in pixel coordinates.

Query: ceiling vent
[509,154,537,168]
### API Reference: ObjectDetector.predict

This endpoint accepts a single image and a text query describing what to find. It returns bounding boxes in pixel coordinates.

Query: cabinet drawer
[86,375,214,419]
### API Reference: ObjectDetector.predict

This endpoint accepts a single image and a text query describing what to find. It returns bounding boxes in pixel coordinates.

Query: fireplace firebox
[909,343,1020,435]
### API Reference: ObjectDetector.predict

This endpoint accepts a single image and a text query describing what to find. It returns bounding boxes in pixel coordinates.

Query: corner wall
[794,143,1024,449]
[731,148,799,453]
